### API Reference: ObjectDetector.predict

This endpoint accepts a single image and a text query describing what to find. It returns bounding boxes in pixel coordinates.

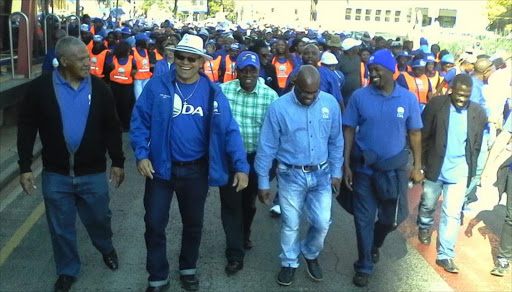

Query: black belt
[172,157,207,166]
[281,161,328,172]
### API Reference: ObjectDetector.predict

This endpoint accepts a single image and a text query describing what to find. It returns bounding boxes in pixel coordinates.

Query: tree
[486,0,512,34]
[208,0,236,22]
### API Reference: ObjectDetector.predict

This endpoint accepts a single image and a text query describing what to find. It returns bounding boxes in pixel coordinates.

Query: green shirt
[221,79,279,153]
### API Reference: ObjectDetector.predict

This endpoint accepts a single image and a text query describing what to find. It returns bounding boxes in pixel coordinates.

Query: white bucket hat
[320,52,338,65]
[170,34,212,60]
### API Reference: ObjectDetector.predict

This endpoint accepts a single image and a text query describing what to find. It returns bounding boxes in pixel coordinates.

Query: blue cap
[80,24,90,32]
[411,58,427,68]
[229,43,241,51]
[396,51,411,58]
[93,17,103,22]
[317,37,326,44]
[368,49,397,73]
[441,54,455,64]
[121,27,132,35]
[236,51,260,70]
[135,33,150,41]
[420,37,428,45]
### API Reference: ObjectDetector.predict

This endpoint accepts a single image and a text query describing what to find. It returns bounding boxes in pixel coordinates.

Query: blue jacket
[130,69,250,186]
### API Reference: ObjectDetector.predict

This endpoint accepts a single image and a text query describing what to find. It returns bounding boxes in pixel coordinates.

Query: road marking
[0,202,45,266]
[0,163,43,213]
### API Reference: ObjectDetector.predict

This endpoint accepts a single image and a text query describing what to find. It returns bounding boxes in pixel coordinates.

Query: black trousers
[219,153,276,262]
[110,81,134,130]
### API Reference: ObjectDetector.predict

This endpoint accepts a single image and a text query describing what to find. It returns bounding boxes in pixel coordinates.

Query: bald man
[465,58,496,205]
[255,65,344,286]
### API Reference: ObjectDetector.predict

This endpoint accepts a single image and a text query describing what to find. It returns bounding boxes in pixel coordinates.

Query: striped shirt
[221,79,279,153]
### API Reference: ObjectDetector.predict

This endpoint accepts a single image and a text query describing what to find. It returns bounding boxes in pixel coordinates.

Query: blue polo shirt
[470,76,490,117]
[343,84,423,162]
[53,70,91,152]
[287,66,343,103]
[439,105,468,183]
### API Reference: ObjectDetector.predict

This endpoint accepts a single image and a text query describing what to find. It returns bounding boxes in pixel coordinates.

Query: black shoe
[277,267,296,286]
[371,247,380,264]
[225,261,243,276]
[244,240,254,250]
[54,275,76,292]
[180,275,199,291]
[436,259,460,273]
[102,249,119,270]
[304,257,323,281]
[418,228,431,245]
[352,272,369,287]
[145,282,170,292]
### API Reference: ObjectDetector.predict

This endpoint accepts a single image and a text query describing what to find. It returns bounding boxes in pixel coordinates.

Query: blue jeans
[277,162,332,268]
[134,78,150,100]
[466,131,490,199]
[417,178,467,260]
[144,163,209,287]
[41,171,113,277]
[352,171,398,274]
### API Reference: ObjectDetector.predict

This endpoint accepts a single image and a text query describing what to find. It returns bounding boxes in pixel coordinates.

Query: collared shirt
[439,104,468,183]
[343,84,423,162]
[52,70,91,152]
[221,79,278,153]
[255,90,344,189]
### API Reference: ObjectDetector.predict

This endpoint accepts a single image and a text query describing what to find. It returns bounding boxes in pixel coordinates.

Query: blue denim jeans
[41,171,113,277]
[466,131,490,198]
[277,162,332,268]
[417,178,467,260]
[144,162,209,287]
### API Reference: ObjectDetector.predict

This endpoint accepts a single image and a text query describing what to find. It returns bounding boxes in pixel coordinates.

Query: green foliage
[486,0,512,34]
[208,0,236,22]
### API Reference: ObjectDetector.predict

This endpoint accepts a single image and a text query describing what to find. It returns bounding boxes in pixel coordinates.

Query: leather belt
[281,161,328,172]
[172,157,207,166]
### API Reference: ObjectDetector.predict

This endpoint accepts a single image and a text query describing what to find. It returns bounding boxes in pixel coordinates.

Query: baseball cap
[230,43,241,51]
[411,59,427,68]
[368,49,396,73]
[441,54,455,64]
[236,51,260,70]
[121,27,132,35]
[341,38,362,51]
[92,35,104,43]
[320,52,338,65]
[135,33,150,41]
[80,24,90,32]
[424,53,436,63]
[396,51,411,58]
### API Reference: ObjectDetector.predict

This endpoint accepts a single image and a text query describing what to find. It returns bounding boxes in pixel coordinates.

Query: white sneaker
[270,205,281,217]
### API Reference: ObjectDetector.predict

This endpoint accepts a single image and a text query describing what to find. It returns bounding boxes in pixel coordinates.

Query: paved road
[0,132,510,292]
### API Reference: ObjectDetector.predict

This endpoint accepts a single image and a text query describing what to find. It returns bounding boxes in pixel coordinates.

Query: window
[356,9,362,14]
[356,15,361,20]
[345,8,352,20]
[438,9,456,28]
[385,17,390,22]
[416,8,432,26]
[375,16,381,21]
[365,15,371,21]
[407,8,412,22]
[385,10,391,16]
[366,9,372,15]
[376,10,381,15]
[375,9,381,21]
[395,11,401,17]
[355,8,362,20]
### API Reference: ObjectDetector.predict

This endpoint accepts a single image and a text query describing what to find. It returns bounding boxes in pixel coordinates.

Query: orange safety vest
[403,72,429,104]
[86,40,93,54]
[393,64,411,80]
[204,55,222,82]
[427,71,440,94]
[272,57,294,89]
[110,56,133,84]
[154,50,163,61]
[223,55,237,83]
[90,26,96,35]
[360,62,368,87]
[89,49,109,78]
[132,48,152,80]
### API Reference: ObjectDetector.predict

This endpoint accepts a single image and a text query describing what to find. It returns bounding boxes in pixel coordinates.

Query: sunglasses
[175,53,200,63]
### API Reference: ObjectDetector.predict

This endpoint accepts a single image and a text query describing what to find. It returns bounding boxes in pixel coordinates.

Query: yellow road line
[0,202,45,266]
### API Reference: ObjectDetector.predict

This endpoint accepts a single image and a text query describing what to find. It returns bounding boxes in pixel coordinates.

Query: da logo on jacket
[173,94,204,117]
[396,106,405,118]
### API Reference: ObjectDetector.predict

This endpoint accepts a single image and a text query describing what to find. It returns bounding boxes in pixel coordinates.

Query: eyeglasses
[175,53,200,63]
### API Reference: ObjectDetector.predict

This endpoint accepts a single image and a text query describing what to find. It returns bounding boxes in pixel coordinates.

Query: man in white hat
[338,38,363,105]
[130,34,249,292]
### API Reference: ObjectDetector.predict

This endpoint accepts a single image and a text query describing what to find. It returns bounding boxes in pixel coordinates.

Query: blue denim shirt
[438,105,468,183]
[255,90,344,189]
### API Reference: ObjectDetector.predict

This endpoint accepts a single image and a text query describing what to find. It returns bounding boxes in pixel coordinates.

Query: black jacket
[261,63,279,93]
[421,95,487,186]
[17,73,125,176]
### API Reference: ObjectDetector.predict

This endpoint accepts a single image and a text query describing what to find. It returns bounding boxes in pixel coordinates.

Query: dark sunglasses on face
[175,53,200,63]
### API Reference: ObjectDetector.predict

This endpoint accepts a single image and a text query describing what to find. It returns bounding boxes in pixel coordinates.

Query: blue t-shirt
[439,105,468,183]
[443,68,457,84]
[170,76,211,162]
[343,84,423,162]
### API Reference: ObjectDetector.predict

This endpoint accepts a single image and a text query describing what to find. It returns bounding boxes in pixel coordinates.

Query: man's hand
[137,159,155,179]
[109,167,125,188]
[410,168,425,184]
[20,172,37,195]
[343,165,353,191]
[331,177,341,197]
[232,172,249,192]
[258,189,271,204]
